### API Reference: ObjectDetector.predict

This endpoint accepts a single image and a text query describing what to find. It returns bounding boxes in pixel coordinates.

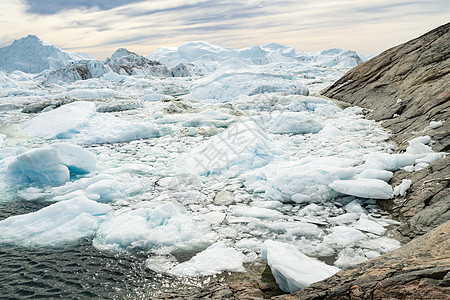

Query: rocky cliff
[322,22,449,242]
[322,22,449,153]
[283,22,450,300]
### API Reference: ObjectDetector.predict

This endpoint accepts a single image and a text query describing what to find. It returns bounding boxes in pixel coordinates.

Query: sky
[0,0,449,59]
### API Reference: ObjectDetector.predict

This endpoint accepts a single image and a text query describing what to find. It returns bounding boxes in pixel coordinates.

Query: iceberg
[261,240,340,293]
[168,241,246,276]
[6,143,96,186]
[243,157,356,203]
[22,101,96,139]
[329,179,393,199]
[185,67,308,102]
[0,35,92,74]
[265,112,323,135]
[0,196,110,247]
[21,101,160,144]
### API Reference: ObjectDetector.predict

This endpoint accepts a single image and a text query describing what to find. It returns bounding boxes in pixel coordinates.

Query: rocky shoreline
[156,23,449,299]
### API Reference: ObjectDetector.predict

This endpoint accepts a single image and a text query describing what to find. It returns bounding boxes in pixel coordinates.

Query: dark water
[0,200,199,300]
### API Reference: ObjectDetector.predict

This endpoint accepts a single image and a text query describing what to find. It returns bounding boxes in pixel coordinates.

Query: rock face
[322,22,450,241]
[387,155,450,240]
[322,22,449,152]
[280,221,450,300]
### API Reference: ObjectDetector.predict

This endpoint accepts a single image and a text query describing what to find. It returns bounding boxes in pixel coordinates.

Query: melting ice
[0,41,446,293]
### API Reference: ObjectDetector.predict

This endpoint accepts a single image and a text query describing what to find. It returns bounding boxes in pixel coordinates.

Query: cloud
[0,0,449,58]
[24,0,148,15]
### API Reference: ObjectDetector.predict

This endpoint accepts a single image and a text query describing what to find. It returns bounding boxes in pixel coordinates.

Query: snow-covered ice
[22,101,160,144]
[93,201,215,253]
[22,101,96,139]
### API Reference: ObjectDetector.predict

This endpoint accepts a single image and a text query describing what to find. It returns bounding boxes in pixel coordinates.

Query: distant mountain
[0,35,93,74]
[45,48,190,84]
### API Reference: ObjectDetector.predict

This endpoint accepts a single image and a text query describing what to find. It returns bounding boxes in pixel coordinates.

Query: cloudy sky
[0,0,449,59]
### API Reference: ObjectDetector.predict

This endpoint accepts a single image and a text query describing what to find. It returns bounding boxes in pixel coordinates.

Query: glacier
[0,38,446,295]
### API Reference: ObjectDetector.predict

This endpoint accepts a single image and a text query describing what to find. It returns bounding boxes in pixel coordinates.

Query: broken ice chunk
[6,143,96,186]
[329,179,393,199]
[393,179,412,197]
[168,241,246,276]
[261,240,340,293]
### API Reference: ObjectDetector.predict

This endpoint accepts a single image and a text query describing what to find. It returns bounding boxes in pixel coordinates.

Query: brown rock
[322,22,450,239]
[321,22,450,152]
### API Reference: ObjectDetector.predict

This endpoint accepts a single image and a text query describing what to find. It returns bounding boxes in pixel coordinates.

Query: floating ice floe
[27,172,153,203]
[6,143,96,186]
[93,201,215,253]
[262,240,340,293]
[0,196,110,247]
[329,179,393,199]
[22,101,96,139]
[168,241,246,276]
[188,120,282,175]
[181,109,235,128]
[265,112,324,135]
[243,157,356,203]
[22,101,160,144]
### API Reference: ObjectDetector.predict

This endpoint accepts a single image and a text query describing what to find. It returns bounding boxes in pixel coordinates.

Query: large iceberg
[262,240,340,293]
[22,101,160,144]
[22,101,96,139]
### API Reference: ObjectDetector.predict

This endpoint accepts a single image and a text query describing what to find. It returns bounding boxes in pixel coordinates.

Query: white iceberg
[22,101,96,139]
[261,240,340,293]
[0,196,110,247]
[186,67,308,102]
[168,241,246,276]
[329,179,393,199]
[188,120,281,175]
[6,143,96,186]
[22,101,160,144]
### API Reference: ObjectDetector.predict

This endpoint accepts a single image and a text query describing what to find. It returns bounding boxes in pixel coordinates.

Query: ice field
[0,38,446,295]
